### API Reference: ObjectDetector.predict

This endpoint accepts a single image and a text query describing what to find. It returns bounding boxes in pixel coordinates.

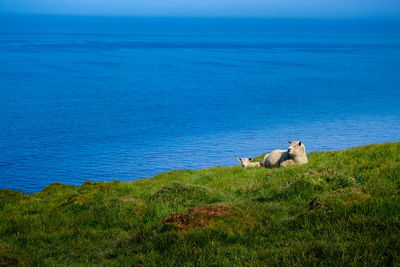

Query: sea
[1,16,399,193]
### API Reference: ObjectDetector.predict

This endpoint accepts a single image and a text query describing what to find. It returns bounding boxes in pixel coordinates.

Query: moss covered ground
[1,142,400,266]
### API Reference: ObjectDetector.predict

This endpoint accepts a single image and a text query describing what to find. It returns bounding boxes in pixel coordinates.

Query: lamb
[263,141,308,168]
[237,157,263,168]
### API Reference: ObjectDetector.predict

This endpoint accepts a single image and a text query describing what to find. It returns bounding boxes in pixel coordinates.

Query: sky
[0,0,399,18]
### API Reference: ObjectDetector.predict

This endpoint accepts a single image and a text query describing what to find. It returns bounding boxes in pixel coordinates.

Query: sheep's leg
[280,159,295,167]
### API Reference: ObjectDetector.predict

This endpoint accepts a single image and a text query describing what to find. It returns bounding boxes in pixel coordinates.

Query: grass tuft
[149,182,222,207]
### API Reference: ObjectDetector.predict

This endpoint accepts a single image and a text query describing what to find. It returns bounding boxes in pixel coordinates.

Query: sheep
[237,157,263,168]
[263,141,308,168]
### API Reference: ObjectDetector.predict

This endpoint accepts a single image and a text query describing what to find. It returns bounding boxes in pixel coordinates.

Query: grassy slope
[1,142,400,266]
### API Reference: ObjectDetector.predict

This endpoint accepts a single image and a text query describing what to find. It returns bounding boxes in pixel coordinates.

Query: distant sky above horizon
[0,0,399,19]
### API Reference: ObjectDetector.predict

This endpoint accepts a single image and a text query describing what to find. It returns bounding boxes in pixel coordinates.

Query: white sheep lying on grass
[263,141,308,168]
[237,157,263,168]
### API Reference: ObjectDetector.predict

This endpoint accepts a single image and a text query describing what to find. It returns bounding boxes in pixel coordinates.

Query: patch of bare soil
[162,203,235,232]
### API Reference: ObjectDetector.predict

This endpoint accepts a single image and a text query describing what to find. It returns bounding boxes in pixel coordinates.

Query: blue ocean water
[1,17,400,192]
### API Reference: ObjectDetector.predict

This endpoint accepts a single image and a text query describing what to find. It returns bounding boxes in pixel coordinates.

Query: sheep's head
[288,141,306,157]
[237,157,252,167]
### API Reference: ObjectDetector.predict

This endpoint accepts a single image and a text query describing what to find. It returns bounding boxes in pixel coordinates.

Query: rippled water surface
[1,17,400,192]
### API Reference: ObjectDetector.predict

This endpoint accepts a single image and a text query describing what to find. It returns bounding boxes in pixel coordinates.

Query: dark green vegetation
[1,142,400,266]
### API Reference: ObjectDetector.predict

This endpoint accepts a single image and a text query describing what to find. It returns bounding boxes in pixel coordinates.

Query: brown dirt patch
[162,203,235,232]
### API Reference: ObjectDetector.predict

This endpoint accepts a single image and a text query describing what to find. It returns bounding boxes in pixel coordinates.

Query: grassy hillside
[1,142,400,266]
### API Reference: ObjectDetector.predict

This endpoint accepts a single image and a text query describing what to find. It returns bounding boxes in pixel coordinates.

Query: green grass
[1,142,400,266]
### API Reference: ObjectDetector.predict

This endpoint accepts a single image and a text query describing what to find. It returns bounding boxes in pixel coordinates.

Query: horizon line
[1,13,400,21]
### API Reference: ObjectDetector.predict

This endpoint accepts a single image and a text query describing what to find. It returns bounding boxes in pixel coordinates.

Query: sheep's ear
[298,141,302,146]
[249,158,252,161]
[288,141,292,144]
[237,157,241,161]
